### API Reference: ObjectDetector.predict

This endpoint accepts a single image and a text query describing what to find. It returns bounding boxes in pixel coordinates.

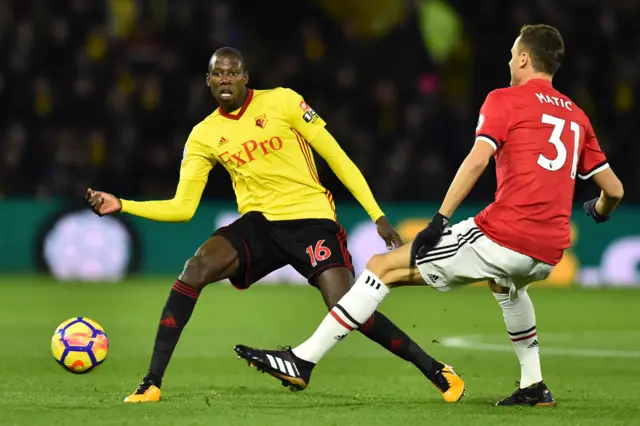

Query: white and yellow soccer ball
[51,317,108,374]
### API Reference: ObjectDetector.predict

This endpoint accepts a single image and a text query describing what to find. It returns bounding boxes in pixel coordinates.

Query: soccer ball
[51,317,109,374]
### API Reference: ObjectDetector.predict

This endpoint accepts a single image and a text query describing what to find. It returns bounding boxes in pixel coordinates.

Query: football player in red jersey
[235,24,624,406]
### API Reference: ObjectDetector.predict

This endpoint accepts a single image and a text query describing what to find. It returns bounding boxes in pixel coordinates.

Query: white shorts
[416,217,554,298]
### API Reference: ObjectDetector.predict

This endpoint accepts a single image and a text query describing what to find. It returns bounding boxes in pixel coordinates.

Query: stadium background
[1,0,638,286]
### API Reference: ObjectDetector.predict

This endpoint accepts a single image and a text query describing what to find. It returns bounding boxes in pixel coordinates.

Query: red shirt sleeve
[577,120,608,180]
[475,90,511,150]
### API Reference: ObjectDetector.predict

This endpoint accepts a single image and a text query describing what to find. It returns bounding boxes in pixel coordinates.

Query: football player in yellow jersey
[87,47,460,403]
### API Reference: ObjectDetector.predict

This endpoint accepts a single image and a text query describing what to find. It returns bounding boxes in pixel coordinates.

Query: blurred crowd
[0,0,638,205]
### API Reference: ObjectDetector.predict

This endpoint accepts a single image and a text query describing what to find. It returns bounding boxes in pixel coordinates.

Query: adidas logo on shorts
[427,273,440,284]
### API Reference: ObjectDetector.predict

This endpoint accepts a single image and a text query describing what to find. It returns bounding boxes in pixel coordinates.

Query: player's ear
[205,73,211,87]
[519,51,529,69]
[243,71,249,85]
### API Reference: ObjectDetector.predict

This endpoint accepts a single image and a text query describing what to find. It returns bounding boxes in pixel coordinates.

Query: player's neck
[220,88,249,113]
[520,73,552,86]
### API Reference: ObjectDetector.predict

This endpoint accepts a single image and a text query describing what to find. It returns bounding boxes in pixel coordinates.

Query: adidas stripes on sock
[146,280,200,386]
[493,289,543,388]
[292,270,390,363]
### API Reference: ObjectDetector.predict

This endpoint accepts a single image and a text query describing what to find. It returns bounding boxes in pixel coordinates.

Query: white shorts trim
[416,218,554,297]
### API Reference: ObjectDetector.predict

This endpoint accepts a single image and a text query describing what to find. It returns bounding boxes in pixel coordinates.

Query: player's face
[508,39,518,86]
[206,55,249,107]
[509,37,530,87]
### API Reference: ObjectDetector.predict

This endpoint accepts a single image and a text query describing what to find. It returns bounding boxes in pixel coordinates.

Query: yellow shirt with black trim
[120,87,384,223]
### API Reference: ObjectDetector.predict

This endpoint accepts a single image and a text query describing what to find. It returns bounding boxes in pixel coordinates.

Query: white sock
[493,289,543,388]
[292,269,390,363]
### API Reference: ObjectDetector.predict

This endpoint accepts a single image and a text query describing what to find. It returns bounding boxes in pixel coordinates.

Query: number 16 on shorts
[306,240,332,267]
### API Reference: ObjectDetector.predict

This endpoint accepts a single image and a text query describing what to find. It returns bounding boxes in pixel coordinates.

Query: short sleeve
[279,88,327,141]
[180,128,215,183]
[475,90,511,150]
[577,121,609,180]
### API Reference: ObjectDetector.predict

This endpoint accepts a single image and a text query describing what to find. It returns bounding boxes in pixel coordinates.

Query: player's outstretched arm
[87,178,206,222]
[584,167,624,222]
[281,88,399,246]
[87,133,214,222]
[308,128,402,249]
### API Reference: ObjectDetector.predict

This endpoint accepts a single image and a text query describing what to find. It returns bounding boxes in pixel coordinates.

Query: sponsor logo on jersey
[217,136,284,168]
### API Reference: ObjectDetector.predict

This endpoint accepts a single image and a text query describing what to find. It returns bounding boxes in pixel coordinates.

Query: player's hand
[410,212,449,266]
[86,188,122,216]
[375,216,403,250]
[584,197,609,223]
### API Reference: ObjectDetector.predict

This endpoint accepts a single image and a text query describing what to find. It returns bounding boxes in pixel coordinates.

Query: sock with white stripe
[292,269,390,363]
[493,289,542,388]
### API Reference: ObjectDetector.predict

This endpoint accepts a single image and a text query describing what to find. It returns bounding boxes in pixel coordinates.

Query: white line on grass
[440,334,640,358]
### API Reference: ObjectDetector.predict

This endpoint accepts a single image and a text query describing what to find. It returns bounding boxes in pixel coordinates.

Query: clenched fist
[86,188,122,216]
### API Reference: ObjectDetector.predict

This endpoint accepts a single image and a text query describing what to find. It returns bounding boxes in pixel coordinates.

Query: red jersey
[474,79,608,265]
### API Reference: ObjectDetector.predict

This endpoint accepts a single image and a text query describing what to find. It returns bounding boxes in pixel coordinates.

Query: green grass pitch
[1,276,639,425]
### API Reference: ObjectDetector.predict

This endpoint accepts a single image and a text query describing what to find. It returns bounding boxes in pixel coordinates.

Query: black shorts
[213,212,354,289]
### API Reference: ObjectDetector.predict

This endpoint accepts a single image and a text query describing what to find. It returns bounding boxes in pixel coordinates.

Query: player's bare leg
[124,236,240,403]
[489,281,556,407]
[318,266,453,384]
[316,266,443,377]
[235,244,465,402]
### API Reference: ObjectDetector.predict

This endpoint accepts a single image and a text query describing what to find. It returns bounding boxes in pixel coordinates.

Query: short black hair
[208,47,245,72]
[518,24,564,75]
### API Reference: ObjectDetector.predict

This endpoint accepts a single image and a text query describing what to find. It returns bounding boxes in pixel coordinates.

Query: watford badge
[255,114,267,129]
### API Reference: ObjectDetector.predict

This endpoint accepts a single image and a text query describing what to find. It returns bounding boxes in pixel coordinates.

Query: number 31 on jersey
[538,113,580,180]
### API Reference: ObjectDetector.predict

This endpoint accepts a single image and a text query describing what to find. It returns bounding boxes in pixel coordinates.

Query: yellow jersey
[120,87,384,223]
[184,88,335,221]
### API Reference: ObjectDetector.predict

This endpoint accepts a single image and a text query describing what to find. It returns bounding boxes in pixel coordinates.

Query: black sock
[358,311,444,378]
[145,280,200,388]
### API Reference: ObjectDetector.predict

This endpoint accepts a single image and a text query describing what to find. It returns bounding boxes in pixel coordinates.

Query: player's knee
[366,254,390,282]
[488,280,508,294]
[179,255,222,291]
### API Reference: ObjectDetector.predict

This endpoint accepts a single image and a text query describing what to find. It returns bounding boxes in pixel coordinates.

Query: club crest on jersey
[299,101,309,112]
[254,113,267,129]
